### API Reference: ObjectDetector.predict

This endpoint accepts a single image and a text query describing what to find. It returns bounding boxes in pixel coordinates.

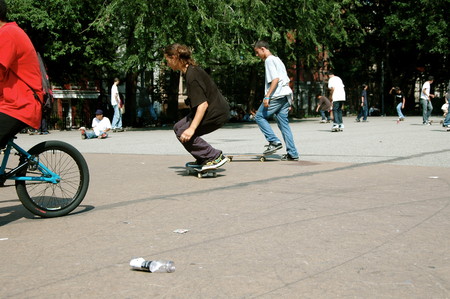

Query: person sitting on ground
[79,109,112,139]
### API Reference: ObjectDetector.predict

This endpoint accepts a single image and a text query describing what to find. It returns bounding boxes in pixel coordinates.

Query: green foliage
[6,0,117,84]
[5,0,448,114]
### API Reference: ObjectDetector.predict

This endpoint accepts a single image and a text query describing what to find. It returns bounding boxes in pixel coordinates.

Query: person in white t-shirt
[327,71,346,131]
[79,109,112,139]
[111,77,123,131]
[253,40,299,161]
[420,76,434,125]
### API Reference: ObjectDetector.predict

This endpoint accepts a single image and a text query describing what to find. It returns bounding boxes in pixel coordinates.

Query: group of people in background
[389,76,449,128]
[315,74,449,131]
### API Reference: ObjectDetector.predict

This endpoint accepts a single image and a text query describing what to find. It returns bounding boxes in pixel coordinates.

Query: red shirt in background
[0,22,42,129]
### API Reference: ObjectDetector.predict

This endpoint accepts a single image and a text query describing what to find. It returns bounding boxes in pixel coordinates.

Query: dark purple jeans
[174,114,223,164]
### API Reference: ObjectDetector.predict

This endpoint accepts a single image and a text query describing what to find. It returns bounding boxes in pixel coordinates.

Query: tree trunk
[124,72,138,127]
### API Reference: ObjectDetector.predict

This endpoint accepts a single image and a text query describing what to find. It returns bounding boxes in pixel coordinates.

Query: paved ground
[1,116,449,298]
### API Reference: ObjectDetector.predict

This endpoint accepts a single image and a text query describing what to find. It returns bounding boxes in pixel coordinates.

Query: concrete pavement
[1,116,449,298]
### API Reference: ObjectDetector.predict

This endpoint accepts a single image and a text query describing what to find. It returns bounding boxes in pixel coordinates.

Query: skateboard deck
[185,163,217,178]
[227,152,279,162]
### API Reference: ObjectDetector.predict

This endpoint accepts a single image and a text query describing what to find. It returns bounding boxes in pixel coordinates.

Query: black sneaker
[186,159,203,168]
[201,153,229,171]
[264,142,283,154]
[281,154,299,161]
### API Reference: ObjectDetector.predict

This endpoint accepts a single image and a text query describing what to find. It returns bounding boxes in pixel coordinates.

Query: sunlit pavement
[1,116,449,298]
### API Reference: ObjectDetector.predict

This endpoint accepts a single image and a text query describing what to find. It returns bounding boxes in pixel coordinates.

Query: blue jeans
[319,110,330,121]
[357,105,368,121]
[85,130,108,139]
[112,105,122,129]
[443,112,450,127]
[333,101,344,125]
[396,103,405,119]
[420,99,433,123]
[255,96,299,158]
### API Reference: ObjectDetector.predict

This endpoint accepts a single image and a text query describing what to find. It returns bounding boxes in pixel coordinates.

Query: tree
[329,0,449,115]
[7,0,447,121]
[7,0,118,85]
[92,0,274,122]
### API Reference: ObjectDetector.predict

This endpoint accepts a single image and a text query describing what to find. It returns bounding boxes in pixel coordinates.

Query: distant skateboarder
[164,43,230,170]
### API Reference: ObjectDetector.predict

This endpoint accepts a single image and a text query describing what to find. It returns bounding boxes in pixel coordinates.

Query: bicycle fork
[3,149,61,184]
[16,153,61,184]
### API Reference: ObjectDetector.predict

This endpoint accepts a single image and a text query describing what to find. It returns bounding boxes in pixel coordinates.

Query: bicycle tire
[15,140,90,217]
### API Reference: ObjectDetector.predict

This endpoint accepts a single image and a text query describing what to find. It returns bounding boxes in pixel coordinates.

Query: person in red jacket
[0,0,43,148]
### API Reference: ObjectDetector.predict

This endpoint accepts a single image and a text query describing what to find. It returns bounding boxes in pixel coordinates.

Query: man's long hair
[164,43,197,67]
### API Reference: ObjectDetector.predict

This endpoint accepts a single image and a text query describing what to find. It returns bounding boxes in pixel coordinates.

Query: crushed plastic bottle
[130,258,175,273]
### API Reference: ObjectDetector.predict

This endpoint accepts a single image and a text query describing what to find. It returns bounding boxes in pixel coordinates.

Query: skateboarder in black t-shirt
[164,43,230,171]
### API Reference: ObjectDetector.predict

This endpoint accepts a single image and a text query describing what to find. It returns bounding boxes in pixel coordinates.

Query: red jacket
[0,22,43,129]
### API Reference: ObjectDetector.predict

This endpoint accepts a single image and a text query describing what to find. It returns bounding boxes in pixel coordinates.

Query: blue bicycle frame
[0,138,60,184]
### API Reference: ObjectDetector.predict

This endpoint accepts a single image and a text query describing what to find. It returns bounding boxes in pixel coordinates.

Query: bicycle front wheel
[16,140,90,217]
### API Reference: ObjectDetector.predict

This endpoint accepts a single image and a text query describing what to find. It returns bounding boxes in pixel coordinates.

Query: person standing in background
[390,86,406,122]
[420,76,434,125]
[356,84,368,122]
[111,77,123,132]
[327,71,346,131]
[442,81,450,131]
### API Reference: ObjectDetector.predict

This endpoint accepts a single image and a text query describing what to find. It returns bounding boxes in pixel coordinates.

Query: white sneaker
[201,154,229,171]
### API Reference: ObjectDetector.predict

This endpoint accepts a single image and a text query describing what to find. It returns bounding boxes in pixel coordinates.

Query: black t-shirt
[394,92,404,103]
[185,65,229,125]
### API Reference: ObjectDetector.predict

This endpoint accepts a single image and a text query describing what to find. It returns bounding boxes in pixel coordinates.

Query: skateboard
[185,163,217,178]
[227,152,278,162]
[331,127,343,132]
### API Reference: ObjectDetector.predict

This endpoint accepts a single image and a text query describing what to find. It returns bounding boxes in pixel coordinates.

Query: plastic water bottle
[130,257,175,273]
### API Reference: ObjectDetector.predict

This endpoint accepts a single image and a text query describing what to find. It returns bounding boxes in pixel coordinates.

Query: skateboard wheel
[229,157,233,162]
[213,172,217,178]
[260,157,266,162]
[197,173,202,178]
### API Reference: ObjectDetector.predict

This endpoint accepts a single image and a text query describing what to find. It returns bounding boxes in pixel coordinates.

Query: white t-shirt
[111,84,119,106]
[92,117,112,136]
[421,81,431,100]
[265,55,293,101]
[328,76,346,102]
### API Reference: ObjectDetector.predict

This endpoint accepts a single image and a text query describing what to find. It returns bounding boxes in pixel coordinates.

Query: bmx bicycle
[0,136,90,218]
